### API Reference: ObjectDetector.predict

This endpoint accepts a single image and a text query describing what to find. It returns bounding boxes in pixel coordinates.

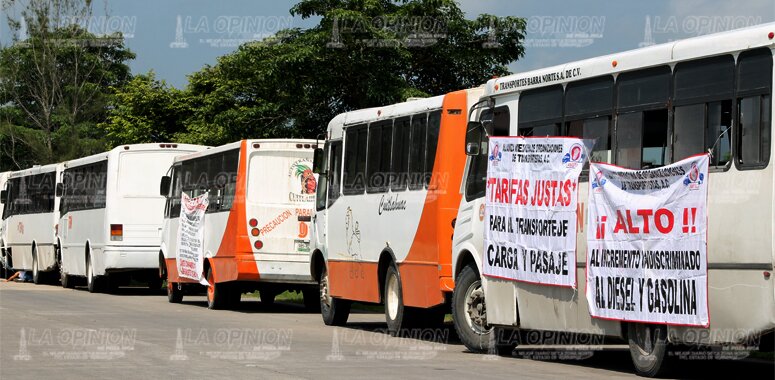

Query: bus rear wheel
[452,264,491,353]
[206,267,230,310]
[86,254,105,293]
[167,281,183,303]
[32,248,42,285]
[320,267,350,326]
[628,323,669,377]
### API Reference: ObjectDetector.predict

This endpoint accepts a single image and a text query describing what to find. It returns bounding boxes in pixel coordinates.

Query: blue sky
[2,0,773,89]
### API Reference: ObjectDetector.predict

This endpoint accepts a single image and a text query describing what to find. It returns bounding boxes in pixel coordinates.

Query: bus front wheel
[452,264,491,353]
[320,267,350,326]
[628,323,669,377]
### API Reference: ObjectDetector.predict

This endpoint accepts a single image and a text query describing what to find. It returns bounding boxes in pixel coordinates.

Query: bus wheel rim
[635,324,656,355]
[387,273,399,320]
[320,273,331,310]
[465,280,487,334]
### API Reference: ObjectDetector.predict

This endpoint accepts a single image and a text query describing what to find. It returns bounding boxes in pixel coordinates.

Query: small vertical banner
[177,192,209,286]
[586,155,710,327]
[482,137,586,287]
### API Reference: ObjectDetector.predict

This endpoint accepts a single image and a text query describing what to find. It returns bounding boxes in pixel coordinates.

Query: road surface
[0,281,772,379]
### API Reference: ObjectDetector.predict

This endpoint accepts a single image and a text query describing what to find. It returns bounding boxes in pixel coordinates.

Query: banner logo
[562,143,586,168]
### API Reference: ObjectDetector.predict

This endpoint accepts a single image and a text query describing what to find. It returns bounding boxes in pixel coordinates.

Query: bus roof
[8,163,60,179]
[327,94,446,138]
[170,139,318,165]
[487,22,775,97]
[61,143,207,169]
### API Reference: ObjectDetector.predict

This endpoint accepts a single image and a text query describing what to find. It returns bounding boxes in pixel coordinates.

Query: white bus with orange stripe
[159,139,319,310]
[57,143,207,292]
[310,88,484,335]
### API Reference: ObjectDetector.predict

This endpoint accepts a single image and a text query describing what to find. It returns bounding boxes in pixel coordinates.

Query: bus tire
[206,267,229,310]
[303,287,321,312]
[628,323,669,377]
[167,281,183,303]
[320,267,350,326]
[452,263,491,352]
[384,263,415,336]
[86,254,104,293]
[32,247,42,285]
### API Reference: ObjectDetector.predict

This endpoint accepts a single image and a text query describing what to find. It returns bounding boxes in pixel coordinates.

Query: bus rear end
[244,140,317,284]
[103,144,206,283]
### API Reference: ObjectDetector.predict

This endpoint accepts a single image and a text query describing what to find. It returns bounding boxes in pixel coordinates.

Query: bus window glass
[367,120,392,193]
[518,85,562,136]
[616,112,643,169]
[391,117,411,192]
[328,141,343,207]
[425,111,441,187]
[408,114,427,190]
[737,48,772,168]
[343,125,367,195]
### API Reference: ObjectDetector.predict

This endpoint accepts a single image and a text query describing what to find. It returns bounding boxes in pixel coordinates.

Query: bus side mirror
[313,148,325,174]
[0,190,5,204]
[465,121,483,156]
[159,176,171,197]
[55,183,64,197]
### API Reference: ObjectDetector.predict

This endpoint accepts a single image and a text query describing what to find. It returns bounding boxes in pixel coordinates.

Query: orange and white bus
[310,88,484,334]
[159,139,318,310]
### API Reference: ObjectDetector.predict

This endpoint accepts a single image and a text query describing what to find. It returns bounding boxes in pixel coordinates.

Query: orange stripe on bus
[398,89,468,308]
[328,260,380,302]
[212,140,258,283]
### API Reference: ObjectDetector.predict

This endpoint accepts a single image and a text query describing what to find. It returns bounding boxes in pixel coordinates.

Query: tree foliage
[0,0,134,171]
[158,0,526,145]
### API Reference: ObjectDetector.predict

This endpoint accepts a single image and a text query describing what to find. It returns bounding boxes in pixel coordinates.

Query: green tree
[100,72,191,146]
[0,0,135,171]
[174,0,525,145]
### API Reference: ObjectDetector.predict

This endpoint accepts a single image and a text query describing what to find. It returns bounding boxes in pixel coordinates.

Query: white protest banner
[177,192,209,286]
[482,137,587,287]
[586,154,709,327]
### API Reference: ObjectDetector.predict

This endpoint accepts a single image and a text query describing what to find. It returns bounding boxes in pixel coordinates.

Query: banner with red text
[586,155,709,327]
[483,137,587,287]
[177,192,209,286]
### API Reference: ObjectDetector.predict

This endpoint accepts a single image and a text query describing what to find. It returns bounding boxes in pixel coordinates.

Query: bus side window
[219,149,240,211]
[408,114,427,191]
[615,66,671,169]
[343,124,367,195]
[328,141,343,207]
[737,48,772,169]
[518,85,562,136]
[673,55,734,166]
[366,120,393,194]
[425,111,441,188]
[565,76,614,166]
[390,117,411,192]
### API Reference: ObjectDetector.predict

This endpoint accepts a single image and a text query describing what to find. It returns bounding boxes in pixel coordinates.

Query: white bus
[0,171,9,278]
[0,165,61,284]
[159,139,318,310]
[57,143,207,292]
[311,88,483,335]
[458,24,775,376]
